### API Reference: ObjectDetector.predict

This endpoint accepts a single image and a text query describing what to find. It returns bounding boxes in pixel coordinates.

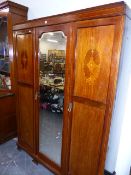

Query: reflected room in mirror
[39,31,67,165]
[0,16,11,90]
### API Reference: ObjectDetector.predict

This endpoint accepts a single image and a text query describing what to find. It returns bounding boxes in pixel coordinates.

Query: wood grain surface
[74,25,115,103]
[16,32,34,85]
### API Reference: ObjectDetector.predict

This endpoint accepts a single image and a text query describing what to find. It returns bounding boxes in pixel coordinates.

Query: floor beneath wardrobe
[0,138,54,175]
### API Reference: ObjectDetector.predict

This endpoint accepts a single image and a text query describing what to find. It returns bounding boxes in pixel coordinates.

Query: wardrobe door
[14,29,35,154]
[16,31,34,85]
[69,17,124,175]
[35,24,72,175]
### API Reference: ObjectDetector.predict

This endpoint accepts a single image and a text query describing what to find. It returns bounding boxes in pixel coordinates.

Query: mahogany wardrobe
[0,1,28,143]
[13,2,131,175]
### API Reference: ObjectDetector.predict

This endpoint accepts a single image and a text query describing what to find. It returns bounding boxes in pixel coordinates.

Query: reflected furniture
[13,2,131,175]
[39,31,66,165]
[0,1,28,143]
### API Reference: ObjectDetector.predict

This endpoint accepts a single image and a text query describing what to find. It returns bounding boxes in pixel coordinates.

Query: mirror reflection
[39,31,67,165]
[0,16,11,90]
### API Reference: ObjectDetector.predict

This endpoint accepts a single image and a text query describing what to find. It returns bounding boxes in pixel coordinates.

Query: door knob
[35,91,40,100]
[68,102,73,112]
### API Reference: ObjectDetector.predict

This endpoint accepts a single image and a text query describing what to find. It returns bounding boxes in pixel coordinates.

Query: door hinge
[68,102,73,113]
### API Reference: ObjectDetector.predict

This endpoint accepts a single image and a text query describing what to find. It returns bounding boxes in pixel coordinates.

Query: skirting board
[104,170,116,175]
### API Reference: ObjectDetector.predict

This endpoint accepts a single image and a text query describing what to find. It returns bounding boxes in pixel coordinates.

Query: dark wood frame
[13,2,129,175]
[0,1,28,93]
[0,1,28,144]
[0,12,13,92]
[0,0,28,24]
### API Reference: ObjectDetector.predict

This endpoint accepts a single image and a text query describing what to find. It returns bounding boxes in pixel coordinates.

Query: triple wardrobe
[13,2,131,175]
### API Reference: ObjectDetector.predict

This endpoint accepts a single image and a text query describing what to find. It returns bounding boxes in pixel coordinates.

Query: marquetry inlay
[21,50,28,69]
[84,49,100,85]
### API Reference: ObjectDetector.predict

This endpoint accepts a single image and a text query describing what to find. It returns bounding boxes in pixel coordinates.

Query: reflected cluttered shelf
[0,16,11,90]
[39,31,67,165]
[39,48,66,114]
[0,59,11,90]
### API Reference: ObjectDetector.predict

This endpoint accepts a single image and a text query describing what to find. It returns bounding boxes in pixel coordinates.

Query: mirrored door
[39,31,67,165]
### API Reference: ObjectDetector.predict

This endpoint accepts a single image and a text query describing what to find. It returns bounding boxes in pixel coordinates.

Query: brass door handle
[68,102,73,112]
[35,91,40,100]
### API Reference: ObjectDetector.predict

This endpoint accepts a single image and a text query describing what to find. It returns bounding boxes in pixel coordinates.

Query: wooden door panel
[69,16,124,175]
[18,85,34,150]
[74,25,115,103]
[69,102,105,175]
[16,32,33,85]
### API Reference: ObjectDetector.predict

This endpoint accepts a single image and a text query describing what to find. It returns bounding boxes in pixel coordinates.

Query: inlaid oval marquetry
[21,50,28,69]
[74,25,115,103]
[16,33,33,85]
[84,49,100,85]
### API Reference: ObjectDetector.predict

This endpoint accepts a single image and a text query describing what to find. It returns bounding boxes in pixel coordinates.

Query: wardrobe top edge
[0,0,28,11]
[13,1,128,31]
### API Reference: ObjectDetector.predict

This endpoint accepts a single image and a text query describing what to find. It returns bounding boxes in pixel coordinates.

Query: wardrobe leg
[17,144,22,151]
[32,158,38,165]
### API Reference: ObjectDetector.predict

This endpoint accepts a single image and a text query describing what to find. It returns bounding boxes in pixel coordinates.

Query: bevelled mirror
[39,31,67,165]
